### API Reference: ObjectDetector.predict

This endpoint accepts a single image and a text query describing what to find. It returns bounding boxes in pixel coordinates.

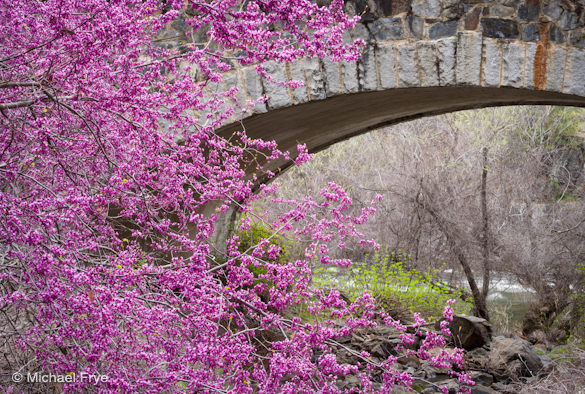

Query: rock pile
[333,315,550,393]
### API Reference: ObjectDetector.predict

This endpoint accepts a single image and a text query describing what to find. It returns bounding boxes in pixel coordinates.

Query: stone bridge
[156,0,585,241]
[162,0,585,175]
[160,1,585,174]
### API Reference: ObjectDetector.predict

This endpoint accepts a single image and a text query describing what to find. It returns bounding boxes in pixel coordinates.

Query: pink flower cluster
[0,0,470,392]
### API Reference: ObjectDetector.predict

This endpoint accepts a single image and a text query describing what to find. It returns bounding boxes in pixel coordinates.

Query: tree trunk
[417,183,490,320]
[480,147,491,302]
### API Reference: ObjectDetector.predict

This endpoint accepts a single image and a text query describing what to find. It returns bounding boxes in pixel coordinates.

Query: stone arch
[181,0,585,174]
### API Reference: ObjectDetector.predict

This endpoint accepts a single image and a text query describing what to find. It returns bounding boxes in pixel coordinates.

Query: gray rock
[543,0,563,19]
[491,381,518,393]
[371,17,405,41]
[438,37,456,85]
[547,45,567,92]
[222,72,246,120]
[563,48,585,96]
[559,9,580,30]
[433,378,460,393]
[471,385,499,394]
[464,347,490,370]
[261,61,290,110]
[350,23,372,43]
[518,0,540,21]
[342,59,359,93]
[418,41,439,86]
[288,60,308,105]
[481,18,519,39]
[322,58,342,96]
[378,45,396,89]
[429,21,459,39]
[521,23,540,41]
[483,38,502,87]
[456,32,482,85]
[397,43,419,87]
[489,5,515,17]
[489,336,544,379]
[244,67,267,114]
[442,314,492,350]
[502,42,524,88]
[359,46,378,91]
[570,29,585,48]
[412,0,441,18]
[406,16,425,39]
[524,42,537,89]
[304,57,326,100]
[441,0,463,19]
[469,370,494,386]
[550,23,565,43]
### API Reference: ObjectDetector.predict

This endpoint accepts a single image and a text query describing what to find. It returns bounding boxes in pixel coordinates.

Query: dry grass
[516,339,585,394]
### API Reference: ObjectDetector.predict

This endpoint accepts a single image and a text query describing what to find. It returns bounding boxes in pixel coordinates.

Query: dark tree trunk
[480,147,491,302]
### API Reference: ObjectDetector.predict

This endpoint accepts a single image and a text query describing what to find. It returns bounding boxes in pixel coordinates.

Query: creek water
[441,270,536,326]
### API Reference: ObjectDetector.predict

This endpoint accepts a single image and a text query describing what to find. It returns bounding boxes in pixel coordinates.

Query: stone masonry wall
[156,1,585,123]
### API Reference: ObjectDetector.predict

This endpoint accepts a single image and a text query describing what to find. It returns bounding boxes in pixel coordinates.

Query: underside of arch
[218,86,585,177]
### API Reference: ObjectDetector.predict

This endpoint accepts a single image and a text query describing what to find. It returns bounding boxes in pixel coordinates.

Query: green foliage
[546,107,585,151]
[235,221,292,290]
[543,336,585,360]
[237,221,291,264]
[313,248,472,322]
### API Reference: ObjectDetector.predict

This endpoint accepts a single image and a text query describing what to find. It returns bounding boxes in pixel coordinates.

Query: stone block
[550,24,565,44]
[441,0,463,19]
[371,17,404,41]
[222,72,246,120]
[482,38,501,87]
[417,41,439,86]
[261,61,291,110]
[569,29,585,48]
[456,32,482,85]
[438,37,456,85]
[359,46,379,91]
[524,42,537,89]
[518,0,540,21]
[322,58,343,97]
[464,7,481,30]
[304,57,326,100]
[563,48,585,96]
[481,18,519,39]
[543,0,563,19]
[342,60,359,93]
[406,16,424,39]
[244,67,267,114]
[546,45,566,92]
[521,23,540,41]
[350,23,372,44]
[288,60,308,105]
[559,9,580,30]
[502,42,524,87]
[412,0,440,18]
[429,21,459,39]
[489,5,515,17]
[397,43,419,87]
[378,45,397,89]
[223,72,246,104]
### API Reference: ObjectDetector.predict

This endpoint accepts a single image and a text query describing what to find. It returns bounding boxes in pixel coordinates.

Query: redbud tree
[0,0,472,392]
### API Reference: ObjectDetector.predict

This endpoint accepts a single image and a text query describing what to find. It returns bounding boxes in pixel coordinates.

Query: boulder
[488,336,543,380]
[436,314,492,350]
[469,371,494,386]
[464,347,491,370]
[470,384,500,394]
